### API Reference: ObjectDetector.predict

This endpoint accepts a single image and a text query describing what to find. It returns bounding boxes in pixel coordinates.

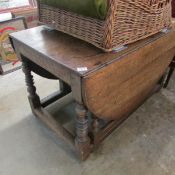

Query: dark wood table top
[10,25,172,76]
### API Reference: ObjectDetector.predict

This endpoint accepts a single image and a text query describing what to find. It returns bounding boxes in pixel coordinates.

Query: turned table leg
[22,60,41,111]
[75,104,91,160]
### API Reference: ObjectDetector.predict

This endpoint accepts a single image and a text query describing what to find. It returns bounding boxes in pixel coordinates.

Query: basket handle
[120,0,170,14]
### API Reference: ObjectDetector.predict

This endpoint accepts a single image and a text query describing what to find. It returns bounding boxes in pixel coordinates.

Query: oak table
[10,26,175,160]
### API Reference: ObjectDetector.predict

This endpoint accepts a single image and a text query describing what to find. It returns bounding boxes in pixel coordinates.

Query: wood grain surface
[10,26,175,76]
[10,26,175,120]
[83,32,175,120]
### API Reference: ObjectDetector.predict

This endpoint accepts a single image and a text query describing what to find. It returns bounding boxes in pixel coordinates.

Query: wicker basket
[38,0,172,52]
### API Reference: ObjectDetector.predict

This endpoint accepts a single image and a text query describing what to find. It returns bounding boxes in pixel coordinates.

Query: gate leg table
[10,26,175,160]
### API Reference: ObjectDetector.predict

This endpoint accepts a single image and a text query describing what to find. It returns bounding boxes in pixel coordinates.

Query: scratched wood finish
[10,26,175,76]
[83,34,175,120]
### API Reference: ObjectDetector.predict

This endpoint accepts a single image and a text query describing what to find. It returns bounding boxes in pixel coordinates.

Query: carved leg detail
[75,104,91,160]
[89,115,101,147]
[22,60,40,110]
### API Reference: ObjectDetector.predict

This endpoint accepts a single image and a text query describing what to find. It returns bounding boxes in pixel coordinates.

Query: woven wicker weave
[38,0,172,52]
